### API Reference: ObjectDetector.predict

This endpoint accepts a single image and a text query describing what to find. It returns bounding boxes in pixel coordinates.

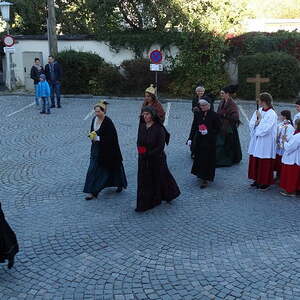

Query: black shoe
[200,180,208,189]
[50,105,55,108]
[7,257,14,269]
[116,187,123,193]
[259,185,270,190]
[57,105,61,108]
[85,195,94,200]
[251,181,258,187]
[40,111,45,114]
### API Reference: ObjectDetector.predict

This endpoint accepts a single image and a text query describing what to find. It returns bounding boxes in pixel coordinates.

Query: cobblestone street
[1,96,300,300]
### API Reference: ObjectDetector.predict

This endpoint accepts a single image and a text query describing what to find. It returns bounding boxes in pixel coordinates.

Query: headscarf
[141,106,170,145]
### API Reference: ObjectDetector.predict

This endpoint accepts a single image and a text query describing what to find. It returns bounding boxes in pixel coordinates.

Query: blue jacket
[37,81,51,97]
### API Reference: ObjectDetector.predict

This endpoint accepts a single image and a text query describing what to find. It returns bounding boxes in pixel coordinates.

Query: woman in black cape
[136,106,180,212]
[83,102,127,200]
[0,202,19,269]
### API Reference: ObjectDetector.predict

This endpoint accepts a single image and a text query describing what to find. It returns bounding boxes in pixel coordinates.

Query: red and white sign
[149,49,163,64]
[3,34,15,47]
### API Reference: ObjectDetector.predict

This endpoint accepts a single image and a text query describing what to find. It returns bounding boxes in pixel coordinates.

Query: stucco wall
[11,39,180,88]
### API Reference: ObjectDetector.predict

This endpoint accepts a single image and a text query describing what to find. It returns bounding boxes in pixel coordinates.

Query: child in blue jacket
[37,74,51,114]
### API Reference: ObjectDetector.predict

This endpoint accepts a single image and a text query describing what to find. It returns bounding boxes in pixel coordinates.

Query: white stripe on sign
[164,102,171,127]
[7,102,35,117]
[238,104,249,123]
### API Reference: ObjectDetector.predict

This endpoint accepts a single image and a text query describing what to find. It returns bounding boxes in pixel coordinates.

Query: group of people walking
[2,83,300,270]
[83,84,180,212]
[187,85,242,188]
[30,55,62,114]
[249,95,300,196]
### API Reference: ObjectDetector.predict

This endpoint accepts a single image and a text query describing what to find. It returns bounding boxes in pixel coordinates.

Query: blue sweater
[37,81,51,97]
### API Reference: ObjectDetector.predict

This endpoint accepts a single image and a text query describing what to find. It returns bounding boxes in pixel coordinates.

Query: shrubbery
[121,58,170,95]
[238,52,300,99]
[169,32,228,97]
[227,31,300,60]
[56,50,122,95]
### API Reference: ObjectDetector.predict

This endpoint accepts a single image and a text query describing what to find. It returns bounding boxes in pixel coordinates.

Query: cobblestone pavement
[0,96,300,300]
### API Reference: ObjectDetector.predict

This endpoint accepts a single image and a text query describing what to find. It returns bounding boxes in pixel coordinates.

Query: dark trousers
[49,81,61,106]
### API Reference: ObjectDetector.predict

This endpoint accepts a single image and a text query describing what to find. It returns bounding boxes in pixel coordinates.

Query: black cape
[136,122,180,211]
[83,116,127,196]
[189,110,221,181]
[0,203,19,265]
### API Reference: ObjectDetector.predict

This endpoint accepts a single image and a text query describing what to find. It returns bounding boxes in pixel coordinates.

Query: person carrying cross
[248,92,277,190]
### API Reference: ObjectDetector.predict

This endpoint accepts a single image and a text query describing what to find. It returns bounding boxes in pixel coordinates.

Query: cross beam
[247,74,270,102]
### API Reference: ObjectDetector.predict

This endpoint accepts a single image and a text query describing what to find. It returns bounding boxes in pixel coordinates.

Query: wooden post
[247,74,270,109]
[47,0,58,56]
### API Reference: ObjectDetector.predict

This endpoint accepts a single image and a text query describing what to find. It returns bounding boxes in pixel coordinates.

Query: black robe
[189,110,221,181]
[136,122,180,211]
[0,203,19,265]
[216,98,242,167]
[83,116,127,196]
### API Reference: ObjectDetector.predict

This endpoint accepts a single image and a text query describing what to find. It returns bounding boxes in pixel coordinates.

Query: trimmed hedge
[56,50,123,95]
[121,58,170,94]
[238,52,300,100]
[227,31,300,60]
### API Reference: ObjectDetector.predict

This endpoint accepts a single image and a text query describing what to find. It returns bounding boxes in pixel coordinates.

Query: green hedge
[238,52,300,100]
[227,31,300,60]
[56,50,123,95]
[121,58,170,94]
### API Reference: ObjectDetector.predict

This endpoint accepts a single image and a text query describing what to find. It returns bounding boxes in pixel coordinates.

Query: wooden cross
[247,74,270,106]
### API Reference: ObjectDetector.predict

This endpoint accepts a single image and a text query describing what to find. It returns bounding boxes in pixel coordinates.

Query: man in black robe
[83,101,127,200]
[188,99,221,188]
[0,203,19,269]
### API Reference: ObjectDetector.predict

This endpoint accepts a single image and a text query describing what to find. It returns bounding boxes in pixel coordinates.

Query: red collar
[294,130,300,135]
[262,107,272,112]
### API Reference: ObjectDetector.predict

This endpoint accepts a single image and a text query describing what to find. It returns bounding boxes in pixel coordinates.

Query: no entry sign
[149,50,163,64]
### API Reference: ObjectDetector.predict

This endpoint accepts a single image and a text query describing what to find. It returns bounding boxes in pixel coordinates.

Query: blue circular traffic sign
[150,50,163,64]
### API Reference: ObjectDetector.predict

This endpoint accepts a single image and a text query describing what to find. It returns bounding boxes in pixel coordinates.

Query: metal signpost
[149,49,163,97]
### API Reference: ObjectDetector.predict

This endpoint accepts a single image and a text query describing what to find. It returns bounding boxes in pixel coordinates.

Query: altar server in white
[248,92,277,190]
[280,119,300,197]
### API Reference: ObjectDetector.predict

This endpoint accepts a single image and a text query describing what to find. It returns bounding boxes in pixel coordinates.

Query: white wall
[11,39,180,88]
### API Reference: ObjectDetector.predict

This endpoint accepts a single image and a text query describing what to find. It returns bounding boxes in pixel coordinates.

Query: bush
[227,31,300,60]
[238,52,300,100]
[169,32,228,98]
[56,50,123,95]
[121,58,171,95]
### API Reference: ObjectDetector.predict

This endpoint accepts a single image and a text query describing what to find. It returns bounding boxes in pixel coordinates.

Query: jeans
[41,97,50,113]
[49,81,61,106]
[34,84,40,106]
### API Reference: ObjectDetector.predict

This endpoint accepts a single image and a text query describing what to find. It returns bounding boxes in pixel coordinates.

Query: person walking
[45,55,62,108]
[136,106,180,212]
[30,58,44,107]
[187,99,221,188]
[0,202,19,269]
[83,101,127,200]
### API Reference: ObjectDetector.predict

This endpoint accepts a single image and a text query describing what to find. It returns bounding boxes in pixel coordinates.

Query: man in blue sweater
[45,55,63,108]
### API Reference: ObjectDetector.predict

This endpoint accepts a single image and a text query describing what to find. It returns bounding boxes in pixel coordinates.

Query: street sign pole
[149,50,163,99]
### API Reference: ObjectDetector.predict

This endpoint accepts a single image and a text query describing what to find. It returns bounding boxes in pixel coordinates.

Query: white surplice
[282,132,300,166]
[248,108,278,159]
[276,121,295,156]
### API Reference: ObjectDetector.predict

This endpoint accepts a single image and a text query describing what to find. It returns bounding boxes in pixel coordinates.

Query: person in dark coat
[0,202,19,269]
[192,86,214,112]
[83,101,127,200]
[136,106,180,212]
[45,55,62,108]
[188,99,221,188]
[30,58,44,107]
[215,86,242,167]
